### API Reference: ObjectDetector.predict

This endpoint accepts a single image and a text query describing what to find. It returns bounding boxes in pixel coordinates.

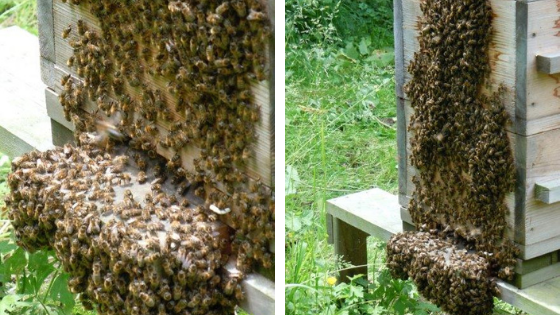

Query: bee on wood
[62,25,72,39]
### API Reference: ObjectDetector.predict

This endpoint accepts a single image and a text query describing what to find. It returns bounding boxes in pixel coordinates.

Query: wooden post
[333,218,368,283]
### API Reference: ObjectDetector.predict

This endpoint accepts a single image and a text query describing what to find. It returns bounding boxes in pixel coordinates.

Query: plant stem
[42,268,59,304]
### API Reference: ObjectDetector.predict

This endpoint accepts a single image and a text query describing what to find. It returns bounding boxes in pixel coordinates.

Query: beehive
[30,0,275,313]
[395,0,560,288]
[38,0,274,249]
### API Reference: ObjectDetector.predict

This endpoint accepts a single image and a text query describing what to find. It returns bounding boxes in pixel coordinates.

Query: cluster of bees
[387,232,497,315]
[6,143,246,314]
[56,0,273,304]
[388,0,518,312]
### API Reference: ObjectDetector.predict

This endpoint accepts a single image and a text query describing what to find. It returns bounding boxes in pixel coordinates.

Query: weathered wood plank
[45,87,74,131]
[516,253,554,275]
[0,27,53,156]
[394,0,405,99]
[327,189,402,242]
[525,0,560,124]
[37,0,55,61]
[515,263,560,289]
[536,52,560,74]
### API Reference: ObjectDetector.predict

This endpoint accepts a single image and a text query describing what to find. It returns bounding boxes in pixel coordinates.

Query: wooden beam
[535,179,560,204]
[333,218,368,283]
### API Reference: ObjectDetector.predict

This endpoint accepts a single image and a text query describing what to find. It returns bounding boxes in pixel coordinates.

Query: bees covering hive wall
[388,0,520,313]
[38,0,274,280]
[395,0,560,288]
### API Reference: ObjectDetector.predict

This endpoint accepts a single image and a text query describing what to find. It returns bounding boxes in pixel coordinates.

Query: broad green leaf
[0,294,23,313]
[285,215,302,232]
[343,42,359,60]
[285,165,300,195]
[358,38,370,55]
[0,240,17,255]
[4,247,27,274]
[49,272,74,313]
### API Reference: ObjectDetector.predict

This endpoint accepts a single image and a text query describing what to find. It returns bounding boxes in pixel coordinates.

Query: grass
[285,1,527,314]
[0,0,37,35]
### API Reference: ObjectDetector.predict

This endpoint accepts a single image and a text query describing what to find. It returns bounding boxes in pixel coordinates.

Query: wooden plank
[516,253,553,275]
[45,87,74,131]
[535,179,560,203]
[40,57,56,88]
[394,0,405,99]
[0,26,54,156]
[519,235,560,260]
[37,0,55,61]
[514,263,560,289]
[516,0,529,124]
[397,96,407,207]
[536,52,560,74]
[51,0,274,186]
[499,280,560,315]
[525,0,560,124]
[333,218,368,283]
[400,206,412,225]
[326,189,402,242]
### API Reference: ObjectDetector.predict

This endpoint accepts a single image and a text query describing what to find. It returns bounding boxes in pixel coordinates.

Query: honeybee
[67,55,75,67]
[77,19,86,35]
[139,292,155,307]
[137,171,147,184]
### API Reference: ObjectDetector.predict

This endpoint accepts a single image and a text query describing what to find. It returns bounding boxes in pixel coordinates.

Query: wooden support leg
[333,218,368,283]
[326,214,334,244]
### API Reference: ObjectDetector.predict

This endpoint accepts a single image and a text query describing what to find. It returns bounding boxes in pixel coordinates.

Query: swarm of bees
[387,0,518,313]
[54,0,273,309]
[387,232,497,315]
[6,143,245,314]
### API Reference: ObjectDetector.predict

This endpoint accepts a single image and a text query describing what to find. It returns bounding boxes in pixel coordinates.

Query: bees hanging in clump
[6,144,244,314]
[387,232,497,315]
[387,0,518,313]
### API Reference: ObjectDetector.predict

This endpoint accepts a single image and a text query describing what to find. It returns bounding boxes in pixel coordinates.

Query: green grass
[285,1,527,314]
[0,0,37,35]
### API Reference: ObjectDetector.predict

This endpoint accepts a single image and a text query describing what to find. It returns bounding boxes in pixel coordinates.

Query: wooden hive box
[36,0,275,312]
[395,0,560,288]
[38,0,274,236]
